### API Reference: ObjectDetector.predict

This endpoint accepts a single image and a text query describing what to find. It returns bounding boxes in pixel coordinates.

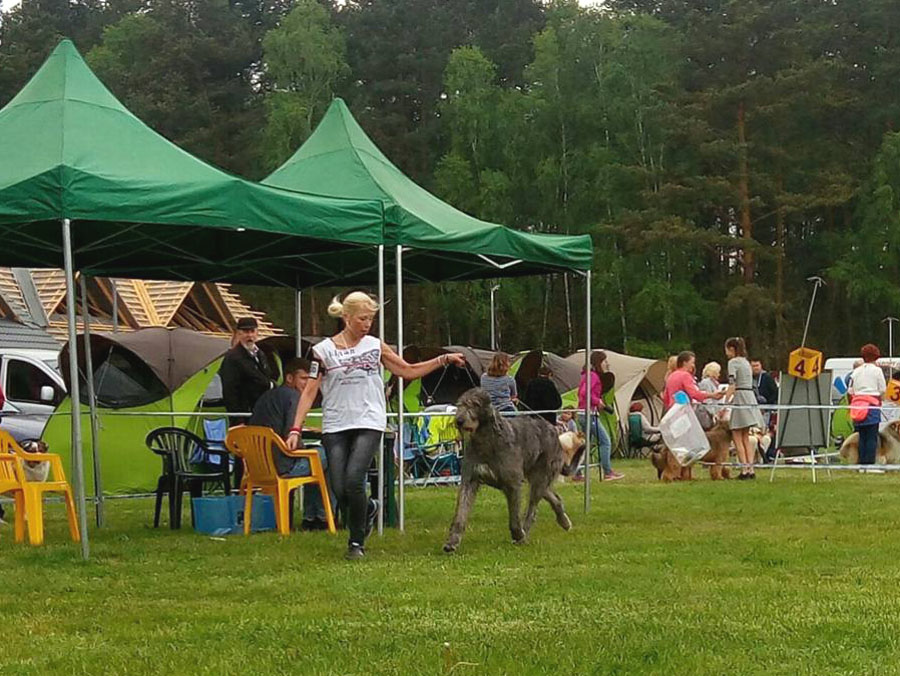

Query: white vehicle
[0,349,66,442]
[824,356,900,403]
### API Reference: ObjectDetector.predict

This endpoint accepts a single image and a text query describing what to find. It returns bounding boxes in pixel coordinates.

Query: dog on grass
[649,419,732,482]
[840,419,900,465]
[443,388,572,553]
[558,430,586,476]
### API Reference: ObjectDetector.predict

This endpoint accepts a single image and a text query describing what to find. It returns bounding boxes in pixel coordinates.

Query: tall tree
[261,0,349,170]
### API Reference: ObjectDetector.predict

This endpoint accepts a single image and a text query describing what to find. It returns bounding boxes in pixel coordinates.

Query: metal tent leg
[79,275,104,527]
[396,245,405,532]
[377,245,385,536]
[584,270,592,513]
[62,218,90,560]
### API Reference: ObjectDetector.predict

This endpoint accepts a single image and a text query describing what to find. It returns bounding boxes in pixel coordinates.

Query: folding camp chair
[402,413,461,486]
[627,413,662,458]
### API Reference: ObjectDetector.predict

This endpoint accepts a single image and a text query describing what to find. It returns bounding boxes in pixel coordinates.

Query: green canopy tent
[0,40,386,558]
[264,98,592,282]
[264,98,597,526]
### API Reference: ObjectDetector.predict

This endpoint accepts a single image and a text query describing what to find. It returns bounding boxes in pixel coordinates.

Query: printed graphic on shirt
[330,348,381,376]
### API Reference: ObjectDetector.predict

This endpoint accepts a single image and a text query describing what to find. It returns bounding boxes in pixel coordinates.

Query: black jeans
[856,423,879,465]
[322,429,382,545]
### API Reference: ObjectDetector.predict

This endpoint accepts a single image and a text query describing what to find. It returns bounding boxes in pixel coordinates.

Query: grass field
[4,459,900,675]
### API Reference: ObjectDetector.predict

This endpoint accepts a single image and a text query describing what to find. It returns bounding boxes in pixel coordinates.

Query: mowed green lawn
[4,459,900,675]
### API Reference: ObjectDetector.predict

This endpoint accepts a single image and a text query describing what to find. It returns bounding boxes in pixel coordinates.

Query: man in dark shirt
[521,365,563,425]
[249,358,332,531]
[219,317,276,487]
[750,358,779,432]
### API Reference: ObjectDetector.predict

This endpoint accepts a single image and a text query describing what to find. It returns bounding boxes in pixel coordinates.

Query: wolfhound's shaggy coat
[443,388,572,553]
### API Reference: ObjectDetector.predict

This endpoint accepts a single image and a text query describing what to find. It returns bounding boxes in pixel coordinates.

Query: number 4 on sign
[886,379,900,404]
[788,347,823,381]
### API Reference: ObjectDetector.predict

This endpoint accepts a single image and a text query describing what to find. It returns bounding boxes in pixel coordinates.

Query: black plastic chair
[145,427,231,529]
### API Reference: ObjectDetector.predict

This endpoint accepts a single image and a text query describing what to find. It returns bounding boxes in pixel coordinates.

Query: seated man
[249,357,333,531]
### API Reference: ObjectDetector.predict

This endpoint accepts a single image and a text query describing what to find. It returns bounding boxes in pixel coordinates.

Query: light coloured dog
[558,430,586,476]
[840,420,900,465]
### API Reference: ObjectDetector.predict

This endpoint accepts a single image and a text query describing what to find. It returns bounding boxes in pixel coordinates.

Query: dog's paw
[557,513,572,531]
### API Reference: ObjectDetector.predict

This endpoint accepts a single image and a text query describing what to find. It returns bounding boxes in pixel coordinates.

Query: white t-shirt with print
[313,335,386,434]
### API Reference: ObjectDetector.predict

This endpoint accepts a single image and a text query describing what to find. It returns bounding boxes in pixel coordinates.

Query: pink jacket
[663,370,710,410]
[578,371,603,409]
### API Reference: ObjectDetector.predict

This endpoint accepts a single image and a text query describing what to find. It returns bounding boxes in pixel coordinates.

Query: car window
[6,359,63,405]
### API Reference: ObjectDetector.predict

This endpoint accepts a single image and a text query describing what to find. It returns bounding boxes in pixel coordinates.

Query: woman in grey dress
[725,337,763,479]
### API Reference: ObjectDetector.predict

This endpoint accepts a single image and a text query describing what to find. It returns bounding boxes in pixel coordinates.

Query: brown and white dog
[650,420,732,481]
[558,430,586,476]
[20,439,51,482]
[840,419,900,465]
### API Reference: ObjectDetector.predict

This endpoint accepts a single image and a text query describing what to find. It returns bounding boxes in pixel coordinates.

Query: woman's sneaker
[345,542,365,560]
[604,471,625,481]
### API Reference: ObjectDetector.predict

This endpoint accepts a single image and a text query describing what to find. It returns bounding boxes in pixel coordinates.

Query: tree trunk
[775,176,787,367]
[541,275,551,348]
[309,289,319,336]
[614,240,628,352]
[737,100,754,282]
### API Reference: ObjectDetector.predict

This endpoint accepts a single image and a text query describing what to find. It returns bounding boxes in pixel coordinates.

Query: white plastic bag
[658,398,710,467]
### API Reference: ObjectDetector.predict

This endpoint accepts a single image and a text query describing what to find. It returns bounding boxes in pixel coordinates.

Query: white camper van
[0,349,66,442]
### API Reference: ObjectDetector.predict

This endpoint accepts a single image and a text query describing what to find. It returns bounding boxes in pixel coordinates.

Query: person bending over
[286,291,465,560]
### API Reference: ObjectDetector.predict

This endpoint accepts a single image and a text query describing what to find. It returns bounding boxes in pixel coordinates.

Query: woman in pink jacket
[577,351,623,481]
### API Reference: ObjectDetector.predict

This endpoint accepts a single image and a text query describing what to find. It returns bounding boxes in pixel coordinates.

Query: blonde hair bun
[327,296,344,318]
[328,291,379,319]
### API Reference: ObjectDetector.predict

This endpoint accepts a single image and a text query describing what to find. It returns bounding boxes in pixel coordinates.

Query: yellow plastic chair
[225,426,336,536]
[0,431,80,546]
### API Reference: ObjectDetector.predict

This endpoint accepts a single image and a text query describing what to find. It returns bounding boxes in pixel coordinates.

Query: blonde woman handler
[287,291,466,560]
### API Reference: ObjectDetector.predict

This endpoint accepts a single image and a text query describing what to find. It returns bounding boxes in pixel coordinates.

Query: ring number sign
[886,379,900,404]
[788,347,823,381]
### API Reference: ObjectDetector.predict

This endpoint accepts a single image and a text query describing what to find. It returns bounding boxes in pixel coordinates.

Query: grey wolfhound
[443,388,572,553]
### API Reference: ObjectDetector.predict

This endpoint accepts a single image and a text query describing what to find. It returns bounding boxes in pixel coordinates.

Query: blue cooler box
[192,495,277,535]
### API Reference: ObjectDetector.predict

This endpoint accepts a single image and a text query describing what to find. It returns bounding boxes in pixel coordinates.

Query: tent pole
[62,219,90,560]
[111,279,118,333]
[79,275,104,527]
[584,270,592,513]
[377,245,385,536]
[396,244,405,532]
[295,289,302,358]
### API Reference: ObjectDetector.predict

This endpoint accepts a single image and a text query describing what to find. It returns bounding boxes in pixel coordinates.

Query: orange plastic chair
[0,431,80,546]
[225,426,336,536]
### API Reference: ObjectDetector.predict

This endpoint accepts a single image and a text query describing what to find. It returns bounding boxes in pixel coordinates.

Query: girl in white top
[287,291,465,559]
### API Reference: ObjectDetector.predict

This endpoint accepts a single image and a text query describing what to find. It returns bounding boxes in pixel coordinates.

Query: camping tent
[387,346,482,412]
[43,328,228,492]
[565,349,667,428]
[511,350,582,404]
